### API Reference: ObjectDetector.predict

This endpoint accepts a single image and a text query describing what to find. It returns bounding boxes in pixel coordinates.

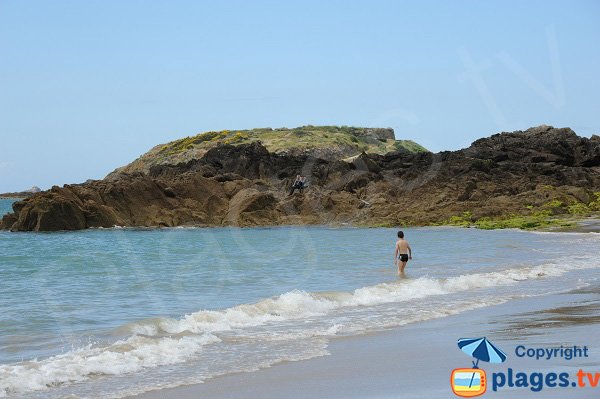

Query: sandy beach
[131,284,600,399]
[561,218,600,233]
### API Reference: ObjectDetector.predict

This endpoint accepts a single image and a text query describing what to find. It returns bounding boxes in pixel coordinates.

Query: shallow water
[0,198,599,398]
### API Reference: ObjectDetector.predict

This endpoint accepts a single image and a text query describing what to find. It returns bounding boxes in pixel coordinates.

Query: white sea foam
[129,258,590,337]
[0,334,219,398]
[0,258,596,398]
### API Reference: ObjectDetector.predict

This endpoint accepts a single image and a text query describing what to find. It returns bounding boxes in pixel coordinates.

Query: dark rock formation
[2,126,599,231]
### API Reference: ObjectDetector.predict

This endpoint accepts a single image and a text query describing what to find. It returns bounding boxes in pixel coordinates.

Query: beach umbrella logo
[451,337,507,397]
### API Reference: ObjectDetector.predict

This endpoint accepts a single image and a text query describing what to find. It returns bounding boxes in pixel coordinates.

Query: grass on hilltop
[111,126,429,176]
[158,126,427,157]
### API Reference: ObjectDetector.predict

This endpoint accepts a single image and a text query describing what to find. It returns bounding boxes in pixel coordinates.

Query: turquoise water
[1,198,599,398]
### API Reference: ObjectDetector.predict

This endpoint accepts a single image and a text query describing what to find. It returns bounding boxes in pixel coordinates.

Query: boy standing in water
[394,231,412,275]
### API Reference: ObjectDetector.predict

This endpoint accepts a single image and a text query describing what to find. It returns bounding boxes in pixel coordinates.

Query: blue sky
[1,0,599,192]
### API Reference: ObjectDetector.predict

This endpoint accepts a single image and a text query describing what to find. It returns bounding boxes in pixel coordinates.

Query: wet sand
[569,218,600,233]
[549,217,600,233]
[130,285,600,399]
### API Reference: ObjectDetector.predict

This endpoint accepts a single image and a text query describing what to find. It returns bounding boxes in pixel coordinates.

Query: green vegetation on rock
[110,125,429,176]
[442,210,572,230]
[393,140,428,153]
[442,193,600,230]
[474,213,574,230]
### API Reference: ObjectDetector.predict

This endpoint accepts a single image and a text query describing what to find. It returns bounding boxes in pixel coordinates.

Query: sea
[0,198,599,398]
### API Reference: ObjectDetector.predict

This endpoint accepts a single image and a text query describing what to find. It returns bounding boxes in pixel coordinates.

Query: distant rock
[107,125,427,177]
[1,125,599,231]
[0,186,41,198]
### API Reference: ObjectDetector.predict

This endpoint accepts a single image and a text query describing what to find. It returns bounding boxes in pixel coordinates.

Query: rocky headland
[2,125,599,232]
[0,186,41,199]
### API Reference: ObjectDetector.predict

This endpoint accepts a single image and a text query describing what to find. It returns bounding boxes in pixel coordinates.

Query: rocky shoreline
[0,196,29,200]
[0,186,41,199]
[2,125,599,232]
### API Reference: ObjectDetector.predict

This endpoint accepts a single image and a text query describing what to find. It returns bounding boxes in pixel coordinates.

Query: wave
[0,258,596,398]
[0,334,220,397]
[131,259,586,336]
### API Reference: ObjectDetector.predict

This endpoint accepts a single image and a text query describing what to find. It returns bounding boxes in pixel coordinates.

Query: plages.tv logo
[451,337,507,397]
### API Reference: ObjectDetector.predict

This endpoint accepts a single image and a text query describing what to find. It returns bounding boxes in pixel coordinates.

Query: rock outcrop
[0,186,41,198]
[2,126,599,231]
[108,126,427,176]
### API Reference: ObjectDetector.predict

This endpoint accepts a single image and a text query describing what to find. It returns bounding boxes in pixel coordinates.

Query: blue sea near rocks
[0,198,599,398]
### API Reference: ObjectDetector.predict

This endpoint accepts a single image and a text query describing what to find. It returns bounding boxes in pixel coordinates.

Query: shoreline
[0,196,600,233]
[2,222,598,398]
[129,287,600,399]
[548,216,600,233]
